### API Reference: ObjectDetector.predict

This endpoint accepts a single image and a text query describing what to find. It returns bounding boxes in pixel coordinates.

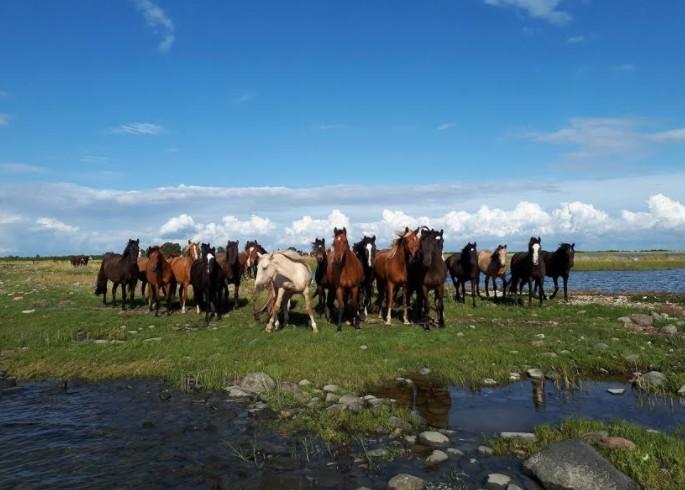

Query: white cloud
[552,202,610,233]
[284,210,350,245]
[160,213,275,244]
[483,0,571,24]
[566,35,585,44]
[36,218,79,233]
[0,162,45,173]
[622,194,685,231]
[111,122,164,135]
[436,122,456,131]
[0,113,9,126]
[0,212,23,225]
[648,128,685,142]
[160,213,199,237]
[135,0,175,52]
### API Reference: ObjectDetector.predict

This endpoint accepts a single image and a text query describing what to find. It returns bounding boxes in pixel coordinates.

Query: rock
[417,431,449,448]
[298,379,312,387]
[486,473,511,488]
[607,388,625,395]
[389,416,412,431]
[659,304,685,317]
[500,432,536,441]
[523,440,639,490]
[509,372,521,381]
[531,340,545,347]
[582,431,609,443]
[367,448,389,458]
[307,397,322,408]
[326,403,346,413]
[598,436,636,450]
[360,345,368,350]
[650,311,663,320]
[225,386,252,398]
[629,313,653,327]
[634,371,667,390]
[323,384,339,393]
[478,445,495,456]
[339,394,364,412]
[678,384,685,397]
[438,428,456,436]
[240,372,275,394]
[143,337,162,342]
[535,333,545,339]
[21,309,35,314]
[560,350,571,355]
[404,435,417,445]
[662,325,678,335]
[93,339,109,344]
[279,382,310,402]
[386,473,426,490]
[623,354,639,363]
[526,368,543,380]
[617,316,631,324]
[158,389,171,401]
[483,378,497,385]
[447,447,464,456]
[418,367,431,376]
[506,485,523,490]
[325,392,340,404]
[425,449,448,466]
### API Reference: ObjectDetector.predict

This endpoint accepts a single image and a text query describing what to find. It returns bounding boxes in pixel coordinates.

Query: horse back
[339,250,364,288]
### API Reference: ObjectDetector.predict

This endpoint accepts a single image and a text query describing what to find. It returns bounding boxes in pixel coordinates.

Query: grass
[574,251,685,271]
[492,418,685,490]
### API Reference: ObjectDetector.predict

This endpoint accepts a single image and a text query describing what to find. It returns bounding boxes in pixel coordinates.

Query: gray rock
[325,392,340,404]
[478,445,495,456]
[523,439,639,490]
[447,447,465,456]
[582,431,609,443]
[629,313,653,327]
[607,388,625,395]
[143,337,162,343]
[662,325,678,335]
[326,403,346,413]
[500,432,536,441]
[623,354,639,363]
[306,397,322,408]
[298,379,312,387]
[418,367,431,376]
[389,416,412,431]
[417,431,449,448]
[677,384,685,397]
[240,372,275,394]
[486,473,511,488]
[404,435,417,445]
[278,382,310,402]
[339,394,364,412]
[634,371,667,390]
[224,386,252,398]
[595,343,608,351]
[483,378,497,385]
[386,473,426,490]
[323,384,339,393]
[425,449,448,466]
[367,448,389,458]
[506,485,523,490]
[526,368,543,380]
[617,316,631,323]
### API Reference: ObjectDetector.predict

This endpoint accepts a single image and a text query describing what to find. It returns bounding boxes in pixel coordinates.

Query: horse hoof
[385,321,392,326]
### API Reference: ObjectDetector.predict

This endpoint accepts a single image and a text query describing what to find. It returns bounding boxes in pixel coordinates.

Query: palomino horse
[326,227,364,331]
[253,250,318,333]
[352,235,377,319]
[509,236,545,307]
[311,237,329,315]
[244,240,268,278]
[409,228,447,328]
[477,244,508,301]
[539,242,575,301]
[446,242,479,307]
[373,227,420,326]
[145,246,174,316]
[217,240,242,310]
[168,240,200,313]
[191,243,222,324]
[94,239,140,310]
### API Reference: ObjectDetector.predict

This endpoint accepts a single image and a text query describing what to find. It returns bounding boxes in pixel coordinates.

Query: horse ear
[334,227,338,234]
[572,242,575,249]
[404,226,409,233]
[136,239,140,244]
[371,235,376,242]
[538,236,541,242]
[343,227,347,234]
[440,229,444,236]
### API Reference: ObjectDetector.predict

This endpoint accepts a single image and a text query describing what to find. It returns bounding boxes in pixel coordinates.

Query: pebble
[509,372,521,381]
[386,473,426,490]
[323,384,339,393]
[447,447,464,456]
[486,473,511,488]
[360,345,368,350]
[21,309,35,314]
[325,393,340,404]
[425,449,448,466]
[404,435,416,445]
[298,379,312,387]
[526,368,543,380]
[483,378,497,385]
[662,325,678,335]
[366,448,389,458]
[417,431,449,448]
[608,388,625,395]
[478,445,495,456]
[418,367,431,376]
[143,337,162,343]
[500,432,536,441]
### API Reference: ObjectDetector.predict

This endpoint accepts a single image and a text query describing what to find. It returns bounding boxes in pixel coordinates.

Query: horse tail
[95,260,107,295]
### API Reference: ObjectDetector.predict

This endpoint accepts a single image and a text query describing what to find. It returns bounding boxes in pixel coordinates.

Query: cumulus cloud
[36,217,79,233]
[284,210,350,245]
[621,194,685,230]
[648,128,685,142]
[483,0,571,24]
[135,0,175,52]
[110,122,164,135]
[0,212,23,225]
[160,213,275,244]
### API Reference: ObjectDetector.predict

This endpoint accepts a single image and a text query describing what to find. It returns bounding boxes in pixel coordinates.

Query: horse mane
[276,250,310,265]
[388,231,411,259]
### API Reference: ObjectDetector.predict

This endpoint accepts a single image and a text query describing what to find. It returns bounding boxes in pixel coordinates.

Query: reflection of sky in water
[566,269,685,293]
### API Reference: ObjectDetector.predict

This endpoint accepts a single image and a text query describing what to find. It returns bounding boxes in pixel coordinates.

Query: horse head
[493,244,507,268]
[185,240,200,261]
[354,235,376,269]
[124,239,140,260]
[253,252,274,292]
[461,241,478,266]
[419,228,441,267]
[311,238,327,263]
[528,236,542,266]
[200,243,215,274]
[559,242,575,267]
[399,227,420,262]
[332,227,349,265]
[226,240,239,266]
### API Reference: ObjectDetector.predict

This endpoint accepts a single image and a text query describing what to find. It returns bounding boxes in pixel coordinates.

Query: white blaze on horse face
[532,243,540,265]
[206,253,215,263]
[365,243,373,267]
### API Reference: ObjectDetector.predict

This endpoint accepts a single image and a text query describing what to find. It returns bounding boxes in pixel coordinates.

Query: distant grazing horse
[94,239,140,310]
[217,240,242,310]
[145,246,174,316]
[409,228,447,328]
[446,242,479,307]
[477,244,508,300]
[326,227,365,331]
[245,240,268,278]
[168,241,200,313]
[373,227,420,325]
[540,242,575,301]
[352,235,377,319]
[253,250,318,333]
[191,243,221,324]
[311,238,329,315]
[509,236,545,307]
[70,255,89,267]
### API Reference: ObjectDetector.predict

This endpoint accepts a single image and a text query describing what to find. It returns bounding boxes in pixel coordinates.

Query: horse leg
[550,277,559,300]
[234,282,240,310]
[121,283,127,311]
[563,275,569,302]
[385,283,395,326]
[527,278,533,308]
[437,284,445,327]
[351,287,360,329]
[485,276,490,298]
[460,279,466,304]
[450,274,459,302]
[501,276,507,301]
[335,287,345,332]
[112,283,118,306]
[165,283,172,315]
[303,288,318,333]
[282,292,291,327]
[155,285,161,317]
[102,281,108,305]
[471,277,477,308]
[402,284,410,325]
[267,288,285,332]
[181,283,188,314]
[538,277,544,307]
[421,284,430,328]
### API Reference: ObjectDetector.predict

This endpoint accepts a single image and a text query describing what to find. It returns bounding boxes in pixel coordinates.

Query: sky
[1,0,684,255]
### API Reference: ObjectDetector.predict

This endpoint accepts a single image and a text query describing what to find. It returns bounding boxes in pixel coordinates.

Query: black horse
[352,234,377,319]
[409,228,447,328]
[191,243,221,324]
[94,239,140,310]
[311,238,329,315]
[244,240,268,278]
[509,236,545,307]
[446,242,479,308]
[540,242,575,301]
[219,240,242,310]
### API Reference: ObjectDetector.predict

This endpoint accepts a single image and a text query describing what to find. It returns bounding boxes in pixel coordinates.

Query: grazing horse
[509,236,545,307]
[409,228,447,328]
[70,255,89,267]
[540,242,575,301]
[253,251,318,333]
[446,242,479,307]
[326,227,365,331]
[352,235,377,319]
[311,238,329,315]
[145,246,174,316]
[168,240,200,313]
[245,240,268,278]
[373,227,420,326]
[94,239,140,310]
[477,244,508,300]
[191,243,221,324]
[217,240,242,310]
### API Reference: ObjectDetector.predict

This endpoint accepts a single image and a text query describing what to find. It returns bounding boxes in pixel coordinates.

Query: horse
[245,240,268,278]
[217,240,242,310]
[145,246,174,316]
[168,240,200,313]
[94,239,140,310]
[476,244,508,301]
[191,243,221,324]
[540,242,575,301]
[70,255,88,267]
[326,227,365,331]
[509,236,545,307]
[311,238,329,315]
[408,228,447,328]
[253,250,318,333]
[136,255,149,300]
[373,227,420,326]
[446,242,479,307]
[352,235,377,319]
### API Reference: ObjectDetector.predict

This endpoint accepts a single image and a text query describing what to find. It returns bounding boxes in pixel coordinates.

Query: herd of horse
[93,230,575,331]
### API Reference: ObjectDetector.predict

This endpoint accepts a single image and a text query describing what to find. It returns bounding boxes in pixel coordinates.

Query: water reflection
[374,377,452,428]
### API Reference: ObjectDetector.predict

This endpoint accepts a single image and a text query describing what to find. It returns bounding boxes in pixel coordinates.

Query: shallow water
[564,268,685,293]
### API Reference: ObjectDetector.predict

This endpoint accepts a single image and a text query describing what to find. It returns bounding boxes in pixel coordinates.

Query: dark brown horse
[191,243,221,324]
[540,242,575,301]
[352,235,377,320]
[145,246,174,316]
[311,237,329,315]
[509,236,545,307]
[326,227,364,331]
[94,239,140,310]
[446,242,479,308]
[409,227,447,328]
[70,255,89,266]
[244,240,268,278]
[218,240,242,310]
[373,227,420,325]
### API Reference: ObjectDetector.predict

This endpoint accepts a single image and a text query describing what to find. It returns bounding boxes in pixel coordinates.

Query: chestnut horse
[326,227,364,331]
[145,246,174,316]
[477,244,508,301]
[373,227,420,326]
[94,239,140,310]
[168,240,200,313]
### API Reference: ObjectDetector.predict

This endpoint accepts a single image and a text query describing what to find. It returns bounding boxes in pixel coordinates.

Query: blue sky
[1,0,684,254]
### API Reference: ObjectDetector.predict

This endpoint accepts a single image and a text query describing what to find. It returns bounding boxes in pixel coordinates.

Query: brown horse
[136,255,149,300]
[244,240,268,278]
[217,240,242,310]
[94,239,140,310]
[145,246,175,316]
[326,227,364,331]
[168,240,200,313]
[408,228,447,328]
[477,244,508,301]
[373,227,420,326]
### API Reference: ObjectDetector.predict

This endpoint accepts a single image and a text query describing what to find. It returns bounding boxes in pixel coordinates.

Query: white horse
[253,251,318,333]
